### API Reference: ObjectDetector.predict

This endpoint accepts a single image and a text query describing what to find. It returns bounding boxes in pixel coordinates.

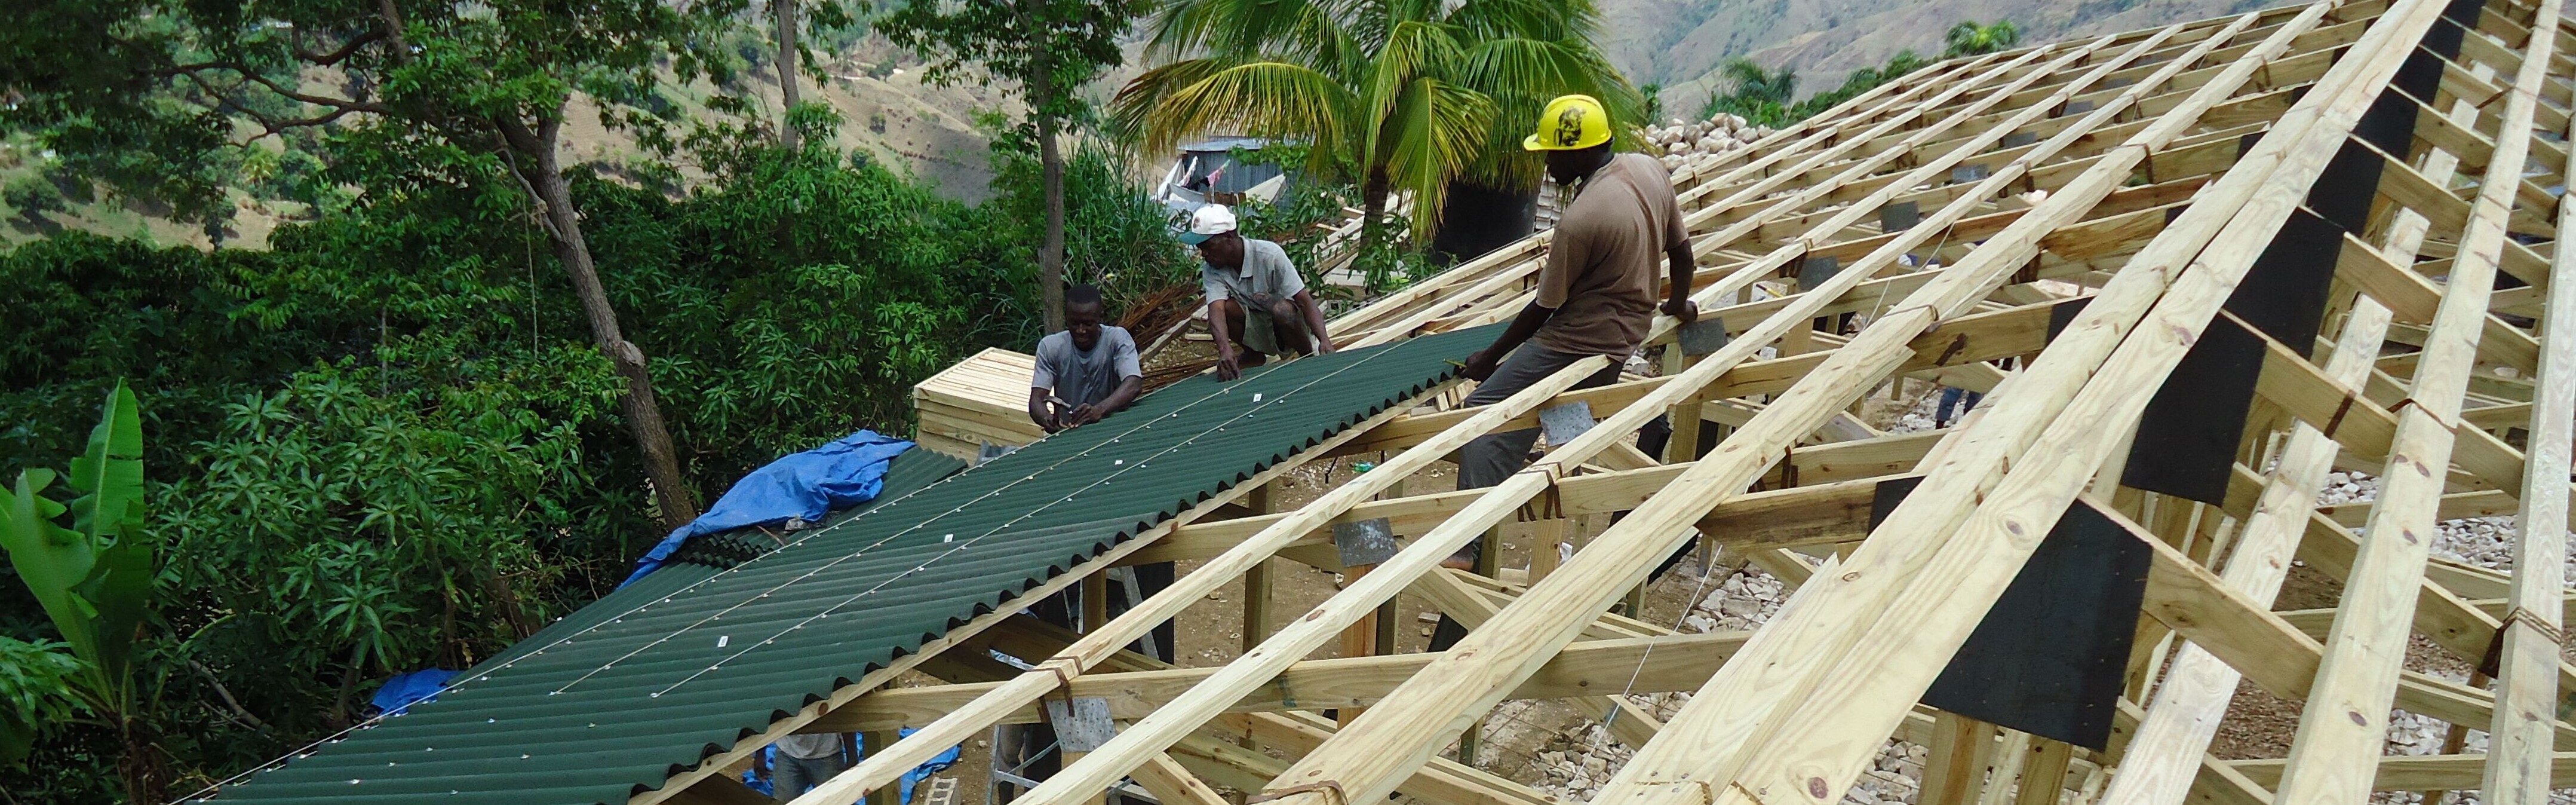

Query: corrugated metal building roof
[206,326,1487,804]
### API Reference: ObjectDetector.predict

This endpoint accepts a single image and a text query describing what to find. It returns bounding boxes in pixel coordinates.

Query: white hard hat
[1179,204,1238,245]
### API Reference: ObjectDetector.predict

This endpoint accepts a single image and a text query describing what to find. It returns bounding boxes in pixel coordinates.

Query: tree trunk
[772,0,802,152]
[497,115,702,529]
[1359,167,1392,277]
[116,715,167,805]
[1030,4,1066,334]
[1038,107,1067,333]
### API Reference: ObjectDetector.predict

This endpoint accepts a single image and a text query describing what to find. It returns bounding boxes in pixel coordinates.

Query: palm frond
[1142,60,1359,163]
[1144,0,1353,68]
[1447,0,1600,42]
[1375,76,1494,238]
[1361,19,1466,127]
[1109,57,1241,151]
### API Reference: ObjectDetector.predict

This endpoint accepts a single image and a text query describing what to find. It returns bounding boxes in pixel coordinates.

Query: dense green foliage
[1700,48,1932,127]
[879,0,1146,332]
[0,123,1152,798]
[2,382,157,798]
[1944,20,2025,58]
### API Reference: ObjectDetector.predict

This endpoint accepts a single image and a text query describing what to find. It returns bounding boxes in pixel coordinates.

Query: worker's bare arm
[1028,387,1062,433]
[1208,298,1244,381]
[1072,375,1144,427]
[1463,302,1558,381]
[1292,289,1335,353]
[1662,241,1698,324]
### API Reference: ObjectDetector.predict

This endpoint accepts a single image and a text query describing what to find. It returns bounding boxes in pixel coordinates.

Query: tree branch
[294,29,386,67]
[187,661,267,730]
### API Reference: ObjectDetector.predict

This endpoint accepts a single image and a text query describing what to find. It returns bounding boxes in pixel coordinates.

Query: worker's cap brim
[1178,231,1215,245]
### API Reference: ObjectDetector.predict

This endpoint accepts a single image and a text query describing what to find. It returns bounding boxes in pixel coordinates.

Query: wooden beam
[810,630,1746,732]
[2484,30,2576,800]
[2098,299,2395,805]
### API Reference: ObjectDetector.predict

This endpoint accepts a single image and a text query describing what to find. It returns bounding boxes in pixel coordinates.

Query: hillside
[1601,0,2283,112]
[1,33,1012,251]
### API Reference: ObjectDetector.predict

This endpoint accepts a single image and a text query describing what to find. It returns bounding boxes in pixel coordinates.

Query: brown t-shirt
[1533,152,1686,357]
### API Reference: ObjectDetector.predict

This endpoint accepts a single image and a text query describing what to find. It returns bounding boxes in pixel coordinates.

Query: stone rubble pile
[1525,561,1846,803]
[1646,114,1778,170]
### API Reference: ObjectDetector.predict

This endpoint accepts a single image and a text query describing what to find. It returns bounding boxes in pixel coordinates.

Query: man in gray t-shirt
[1179,204,1335,381]
[1030,284,1144,433]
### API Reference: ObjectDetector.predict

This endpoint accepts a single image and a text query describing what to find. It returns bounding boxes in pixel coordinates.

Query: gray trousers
[1447,345,1624,565]
[773,752,850,801]
[1456,345,1625,488]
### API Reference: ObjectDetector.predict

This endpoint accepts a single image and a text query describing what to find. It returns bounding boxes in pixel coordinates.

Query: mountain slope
[1601,0,2283,113]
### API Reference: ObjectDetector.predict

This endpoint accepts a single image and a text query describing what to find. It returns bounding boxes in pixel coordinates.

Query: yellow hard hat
[1522,94,1612,151]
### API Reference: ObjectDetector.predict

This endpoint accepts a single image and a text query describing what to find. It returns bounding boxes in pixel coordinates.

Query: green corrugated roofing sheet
[206,325,1490,804]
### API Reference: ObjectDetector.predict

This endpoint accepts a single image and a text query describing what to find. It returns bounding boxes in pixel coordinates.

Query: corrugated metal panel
[208,325,1490,804]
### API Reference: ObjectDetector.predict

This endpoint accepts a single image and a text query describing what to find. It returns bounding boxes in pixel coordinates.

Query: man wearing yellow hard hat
[1442,93,1699,568]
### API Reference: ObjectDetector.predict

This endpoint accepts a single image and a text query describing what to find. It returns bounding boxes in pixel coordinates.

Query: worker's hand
[1662,297,1699,326]
[1315,336,1336,355]
[1462,348,1498,382]
[1069,404,1102,427]
[1216,350,1242,381]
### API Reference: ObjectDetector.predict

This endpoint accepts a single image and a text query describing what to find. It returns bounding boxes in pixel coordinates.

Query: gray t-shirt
[776,733,842,761]
[1033,326,1143,409]
[1199,238,1306,310]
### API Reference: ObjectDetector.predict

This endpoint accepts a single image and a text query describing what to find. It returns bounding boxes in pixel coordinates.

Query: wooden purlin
[647,1,2576,804]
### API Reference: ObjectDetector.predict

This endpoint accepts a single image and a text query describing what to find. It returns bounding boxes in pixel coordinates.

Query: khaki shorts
[1233,292,1297,355]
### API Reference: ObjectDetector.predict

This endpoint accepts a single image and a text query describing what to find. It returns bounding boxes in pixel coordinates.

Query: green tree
[2,175,66,224]
[1699,57,1797,126]
[1,381,164,802]
[1719,57,1798,106]
[1110,0,1641,249]
[0,0,742,529]
[878,0,1144,335]
[1944,20,2023,58]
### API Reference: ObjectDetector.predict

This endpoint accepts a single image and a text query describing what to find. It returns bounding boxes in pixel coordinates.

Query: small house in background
[1154,137,1294,216]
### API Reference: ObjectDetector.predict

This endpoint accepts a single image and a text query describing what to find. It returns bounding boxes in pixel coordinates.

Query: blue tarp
[622,430,915,587]
[369,669,457,717]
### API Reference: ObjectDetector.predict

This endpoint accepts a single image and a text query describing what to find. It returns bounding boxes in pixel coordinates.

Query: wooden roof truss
[640,1,2576,803]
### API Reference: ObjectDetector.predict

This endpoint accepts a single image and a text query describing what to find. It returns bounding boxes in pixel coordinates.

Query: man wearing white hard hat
[1181,204,1335,380]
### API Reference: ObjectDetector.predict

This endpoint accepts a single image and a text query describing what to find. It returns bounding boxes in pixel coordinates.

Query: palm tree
[1112,0,1642,247]
[1943,20,2022,59]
